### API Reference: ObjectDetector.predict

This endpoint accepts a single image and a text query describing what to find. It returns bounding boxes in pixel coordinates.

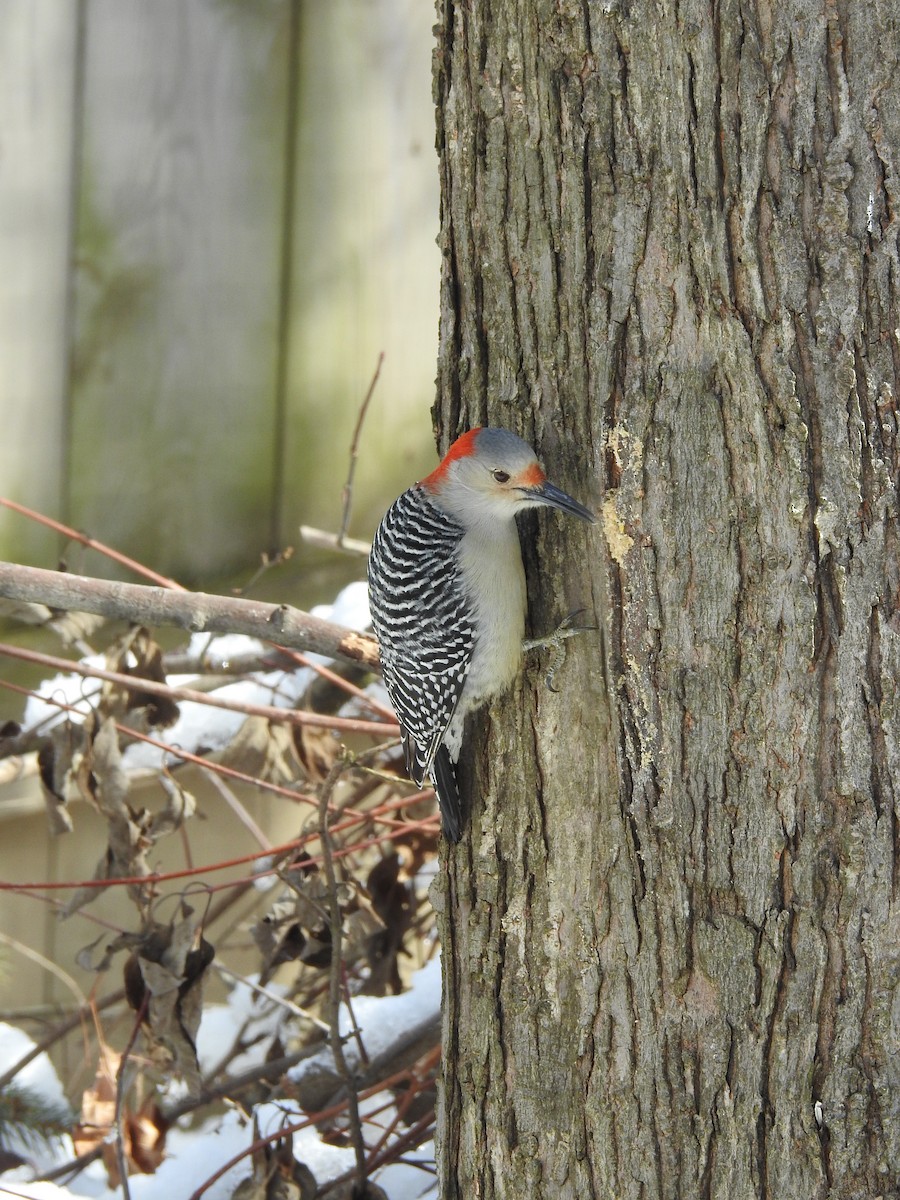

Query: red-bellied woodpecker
[367,427,595,841]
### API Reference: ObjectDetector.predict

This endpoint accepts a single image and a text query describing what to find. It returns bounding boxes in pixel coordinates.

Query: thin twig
[318,756,370,1191]
[114,999,147,1200]
[45,1036,407,1188]
[185,1086,355,1200]
[0,932,88,1030]
[185,1057,401,1200]
[282,647,396,721]
[160,648,296,675]
[321,1110,437,1196]
[231,548,293,598]
[200,768,273,851]
[0,681,324,818]
[35,1144,105,1185]
[0,498,186,591]
[342,965,370,1066]
[0,641,390,735]
[0,805,439,896]
[339,351,384,545]
[213,964,330,1033]
[298,525,371,556]
[367,1044,441,1164]
[364,1109,437,1174]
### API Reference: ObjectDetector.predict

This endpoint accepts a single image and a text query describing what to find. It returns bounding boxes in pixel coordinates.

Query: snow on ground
[0,1024,74,1182]
[0,953,440,1200]
[194,974,291,1080]
[4,583,442,1198]
[0,1109,253,1200]
[288,955,442,1086]
[21,582,375,775]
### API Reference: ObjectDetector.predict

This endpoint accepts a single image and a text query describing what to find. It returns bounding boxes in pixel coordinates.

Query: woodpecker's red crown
[420,427,595,524]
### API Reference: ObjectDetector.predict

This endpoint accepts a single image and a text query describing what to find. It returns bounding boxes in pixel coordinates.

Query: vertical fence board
[280,0,441,544]
[0,0,440,579]
[67,0,292,580]
[0,1,78,564]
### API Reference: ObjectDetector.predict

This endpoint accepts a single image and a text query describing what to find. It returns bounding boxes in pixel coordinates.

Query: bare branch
[0,561,379,670]
[299,525,371,556]
[0,642,390,736]
[338,351,384,545]
[0,498,185,590]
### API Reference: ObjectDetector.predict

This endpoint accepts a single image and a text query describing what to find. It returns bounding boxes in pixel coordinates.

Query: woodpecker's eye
[491,469,510,483]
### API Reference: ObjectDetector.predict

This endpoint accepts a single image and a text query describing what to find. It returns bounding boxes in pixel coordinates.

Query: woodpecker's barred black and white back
[367,486,474,841]
[368,426,595,840]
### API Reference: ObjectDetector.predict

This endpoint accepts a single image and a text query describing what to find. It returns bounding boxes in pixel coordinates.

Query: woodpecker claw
[524,610,596,691]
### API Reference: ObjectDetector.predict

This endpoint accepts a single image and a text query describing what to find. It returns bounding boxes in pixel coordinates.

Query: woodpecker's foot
[523,610,595,692]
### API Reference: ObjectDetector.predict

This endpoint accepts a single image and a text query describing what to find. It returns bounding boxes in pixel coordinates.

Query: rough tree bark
[431,2,899,1198]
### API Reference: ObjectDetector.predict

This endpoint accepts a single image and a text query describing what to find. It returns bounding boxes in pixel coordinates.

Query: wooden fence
[0,0,440,582]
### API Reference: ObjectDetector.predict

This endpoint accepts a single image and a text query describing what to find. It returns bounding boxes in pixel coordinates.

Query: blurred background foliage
[0,0,440,587]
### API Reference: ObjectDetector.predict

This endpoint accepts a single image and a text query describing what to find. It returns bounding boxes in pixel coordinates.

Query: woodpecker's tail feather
[431,746,464,842]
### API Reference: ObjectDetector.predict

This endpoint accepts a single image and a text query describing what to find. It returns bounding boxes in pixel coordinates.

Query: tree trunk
[431,2,900,1197]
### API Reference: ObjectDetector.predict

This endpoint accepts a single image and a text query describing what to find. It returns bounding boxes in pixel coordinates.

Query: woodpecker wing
[367,487,474,791]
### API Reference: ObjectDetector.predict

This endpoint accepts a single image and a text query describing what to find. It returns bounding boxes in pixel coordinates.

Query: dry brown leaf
[124,1098,168,1174]
[37,735,75,835]
[122,906,215,1096]
[76,714,129,816]
[149,773,196,837]
[253,868,385,983]
[343,906,387,960]
[36,720,92,835]
[252,900,311,983]
[59,717,158,916]
[73,1052,124,1187]
[103,627,179,727]
[231,1176,269,1200]
[292,723,339,781]
[363,852,415,995]
[231,1121,316,1200]
[47,608,106,648]
[72,1054,168,1188]
[72,1053,119,1160]
[221,715,304,784]
[0,597,51,625]
[60,817,153,918]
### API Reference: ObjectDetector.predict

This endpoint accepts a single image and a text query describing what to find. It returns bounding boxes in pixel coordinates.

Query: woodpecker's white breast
[455,517,526,710]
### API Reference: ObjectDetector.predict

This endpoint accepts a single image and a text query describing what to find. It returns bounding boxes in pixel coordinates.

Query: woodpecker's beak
[529,480,596,523]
